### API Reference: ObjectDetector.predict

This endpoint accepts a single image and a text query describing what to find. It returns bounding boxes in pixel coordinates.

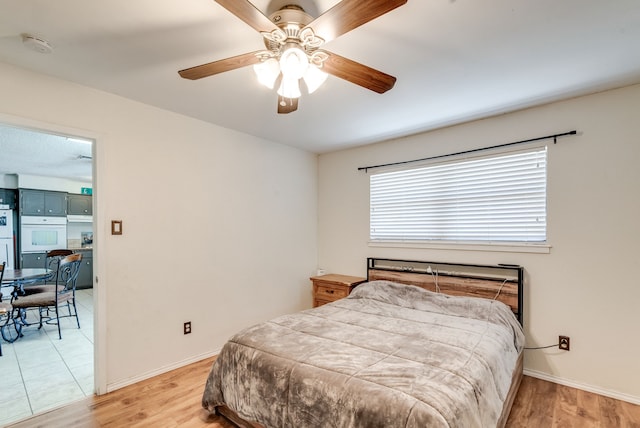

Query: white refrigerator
[0,208,15,269]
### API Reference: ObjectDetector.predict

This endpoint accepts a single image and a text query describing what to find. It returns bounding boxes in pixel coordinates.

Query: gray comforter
[202,280,525,427]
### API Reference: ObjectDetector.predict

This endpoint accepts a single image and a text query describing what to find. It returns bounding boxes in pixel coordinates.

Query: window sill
[368,240,551,254]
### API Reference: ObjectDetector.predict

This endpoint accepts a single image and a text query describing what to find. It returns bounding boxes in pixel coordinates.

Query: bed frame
[215,258,525,428]
[367,258,524,325]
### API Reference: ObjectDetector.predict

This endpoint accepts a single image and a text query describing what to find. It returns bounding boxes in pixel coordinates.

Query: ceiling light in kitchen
[67,137,92,145]
[22,34,53,54]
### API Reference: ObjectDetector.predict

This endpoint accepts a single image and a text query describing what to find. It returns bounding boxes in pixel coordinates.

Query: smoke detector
[22,34,53,54]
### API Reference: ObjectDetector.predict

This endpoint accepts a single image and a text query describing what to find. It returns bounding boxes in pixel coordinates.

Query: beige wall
[4,58,639,403]
[318,84,640,402]
[0,62,318,391]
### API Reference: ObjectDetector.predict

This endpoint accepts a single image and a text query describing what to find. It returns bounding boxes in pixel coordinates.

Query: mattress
[202,280,525,427]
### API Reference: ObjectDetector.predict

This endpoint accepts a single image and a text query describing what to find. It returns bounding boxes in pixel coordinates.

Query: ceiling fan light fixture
[279,44,309,79]
[253,58,280,89]
[303,64,328,94]
[277,76,302,99]
[178,0,406,113]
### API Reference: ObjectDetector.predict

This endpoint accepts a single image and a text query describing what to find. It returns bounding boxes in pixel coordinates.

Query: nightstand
[310,274,366,307]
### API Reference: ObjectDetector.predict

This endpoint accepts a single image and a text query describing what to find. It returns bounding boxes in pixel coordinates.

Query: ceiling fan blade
[306,0,407,43]
[321,51,396,94]
[179,51,263,80]
[215,0,279,33]
[277,96,298,114]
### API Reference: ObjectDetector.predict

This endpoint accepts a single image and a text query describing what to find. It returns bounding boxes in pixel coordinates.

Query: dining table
[2,268,52,286]
[1,268,52,343]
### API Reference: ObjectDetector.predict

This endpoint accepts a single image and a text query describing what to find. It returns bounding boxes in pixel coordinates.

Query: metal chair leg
[38,307,45,330]
[71,300,80,329]
[56,304,62,340]
[1,309,24,343]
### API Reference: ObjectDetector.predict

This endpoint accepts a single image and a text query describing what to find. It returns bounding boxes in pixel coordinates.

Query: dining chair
[0,260,5,301]
[21,249,74,295]
[45,249,75,274]
[10,253,83,340]
[0,261,12,356]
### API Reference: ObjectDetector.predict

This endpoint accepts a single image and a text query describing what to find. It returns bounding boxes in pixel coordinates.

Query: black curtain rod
[358,130,577,172]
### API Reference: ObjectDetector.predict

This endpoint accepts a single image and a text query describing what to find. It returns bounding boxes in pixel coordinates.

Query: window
[370,147,547,245]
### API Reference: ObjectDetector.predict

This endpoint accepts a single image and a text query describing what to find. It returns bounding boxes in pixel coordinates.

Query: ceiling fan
[178,0,407,114]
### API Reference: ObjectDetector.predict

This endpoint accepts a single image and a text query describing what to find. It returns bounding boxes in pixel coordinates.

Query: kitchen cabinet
[21,250,92,288]
[21,252,47,268]
[19,189,67,216]
[75,250,93,289]
[68,194,92,216]
[0,189,17,209]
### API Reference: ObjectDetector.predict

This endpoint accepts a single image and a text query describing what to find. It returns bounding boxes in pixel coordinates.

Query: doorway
[0,122,97,425]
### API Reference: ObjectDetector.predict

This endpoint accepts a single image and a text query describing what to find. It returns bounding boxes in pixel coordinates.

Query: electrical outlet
[184,321,192,335]
[559,335,570,351]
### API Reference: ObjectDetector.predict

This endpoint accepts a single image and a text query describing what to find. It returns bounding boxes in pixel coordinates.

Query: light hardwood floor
[6,357,640,428]
[507,376,640,428]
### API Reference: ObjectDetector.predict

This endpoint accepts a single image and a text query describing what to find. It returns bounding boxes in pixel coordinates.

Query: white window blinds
[370,147,547,243]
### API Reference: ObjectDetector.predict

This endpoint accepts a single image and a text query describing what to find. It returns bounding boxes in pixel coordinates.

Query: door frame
[0,112,106,395]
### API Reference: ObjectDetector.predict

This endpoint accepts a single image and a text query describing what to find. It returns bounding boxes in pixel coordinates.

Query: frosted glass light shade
[253,58,280,89]
[303,65,328,94]
[277,77,302,99]
[279,47,309,79]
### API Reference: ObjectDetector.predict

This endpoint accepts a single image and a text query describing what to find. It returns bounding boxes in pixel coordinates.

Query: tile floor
[0,289,94,426]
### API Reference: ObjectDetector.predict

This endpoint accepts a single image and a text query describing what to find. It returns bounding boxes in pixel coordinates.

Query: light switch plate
[111,220,122,235]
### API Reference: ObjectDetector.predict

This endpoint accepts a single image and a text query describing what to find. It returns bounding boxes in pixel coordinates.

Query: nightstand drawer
[313,298,333,307]
[316,284,349,300]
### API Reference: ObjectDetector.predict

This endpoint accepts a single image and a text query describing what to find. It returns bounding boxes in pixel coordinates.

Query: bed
[202,258,525,427]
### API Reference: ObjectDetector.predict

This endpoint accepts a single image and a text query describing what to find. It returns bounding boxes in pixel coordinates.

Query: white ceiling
[0,0,639,161]
[0,124,92,182]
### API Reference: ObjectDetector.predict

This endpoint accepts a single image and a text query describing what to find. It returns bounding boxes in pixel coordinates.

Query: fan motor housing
[270,6,312,34]
[264,6,318,52]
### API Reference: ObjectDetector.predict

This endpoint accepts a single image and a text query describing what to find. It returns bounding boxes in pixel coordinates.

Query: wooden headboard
[367,258,524,325]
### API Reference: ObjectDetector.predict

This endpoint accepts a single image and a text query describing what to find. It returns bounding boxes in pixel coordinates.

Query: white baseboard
[524,369,640,406]
[105,349,220,393]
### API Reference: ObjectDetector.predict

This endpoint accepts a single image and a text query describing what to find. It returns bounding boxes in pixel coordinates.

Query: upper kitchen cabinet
[19,189,67,216]
[68,194,92,216]
[0,189,17,209]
